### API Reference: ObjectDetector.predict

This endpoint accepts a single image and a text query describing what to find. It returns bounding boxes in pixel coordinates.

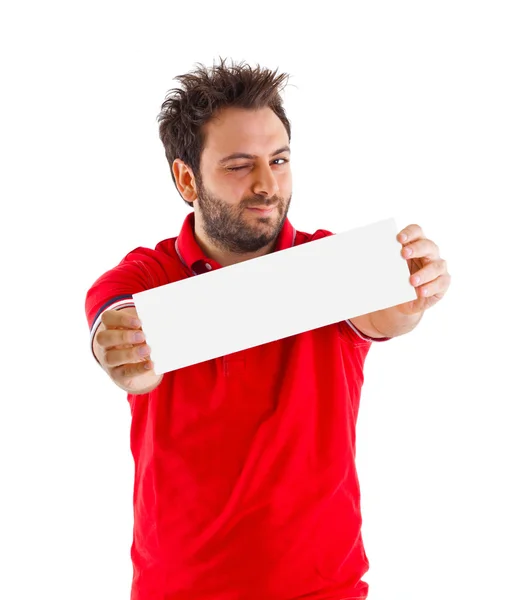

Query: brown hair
[157,57,292,208]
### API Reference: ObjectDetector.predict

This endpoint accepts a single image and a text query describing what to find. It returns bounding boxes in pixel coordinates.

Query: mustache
[244,196,282,209]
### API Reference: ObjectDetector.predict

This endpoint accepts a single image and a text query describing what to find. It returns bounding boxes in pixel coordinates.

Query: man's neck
[193,227,276,267]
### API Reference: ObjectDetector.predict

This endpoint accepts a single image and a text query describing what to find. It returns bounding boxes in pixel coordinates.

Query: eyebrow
[218,145,291,164]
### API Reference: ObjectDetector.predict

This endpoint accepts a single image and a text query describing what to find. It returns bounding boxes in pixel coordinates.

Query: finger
[416,273,451,298]
[112,359,155,380]
[397,224,424,244]
[401,238,440,261]
[409,259,448,287]
[96,327,146,349]
[101,309,141,330]
[104,344,151,368]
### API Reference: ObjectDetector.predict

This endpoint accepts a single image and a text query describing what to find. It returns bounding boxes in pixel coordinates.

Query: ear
[172,159,198,203]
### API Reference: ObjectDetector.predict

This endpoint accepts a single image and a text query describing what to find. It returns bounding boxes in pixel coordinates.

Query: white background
[1,1,514,599]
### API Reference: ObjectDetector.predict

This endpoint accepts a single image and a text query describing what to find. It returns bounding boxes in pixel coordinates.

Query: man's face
[194,106,292,254]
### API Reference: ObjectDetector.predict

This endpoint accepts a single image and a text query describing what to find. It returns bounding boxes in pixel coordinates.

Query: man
[85,58,451,600]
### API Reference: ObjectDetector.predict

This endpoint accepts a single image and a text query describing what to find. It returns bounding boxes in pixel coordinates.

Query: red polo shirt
[85,212,390,600]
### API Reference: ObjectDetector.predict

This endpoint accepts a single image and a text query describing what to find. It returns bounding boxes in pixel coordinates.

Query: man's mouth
[247,206,276,216]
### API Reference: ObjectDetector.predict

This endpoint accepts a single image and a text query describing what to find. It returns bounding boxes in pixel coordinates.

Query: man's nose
[251,162,280,197]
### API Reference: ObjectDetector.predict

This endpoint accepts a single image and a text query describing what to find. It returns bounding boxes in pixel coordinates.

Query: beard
[194,176,292,254]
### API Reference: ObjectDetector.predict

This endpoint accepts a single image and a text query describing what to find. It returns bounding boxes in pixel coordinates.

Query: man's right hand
[93,307,163,394]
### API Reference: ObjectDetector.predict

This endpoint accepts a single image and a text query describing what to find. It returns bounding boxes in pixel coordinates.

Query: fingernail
[131,319,141,328]
[138,345,150,356]
[413,275,420,285]
[400,234,408,242]
[133,331,145,343]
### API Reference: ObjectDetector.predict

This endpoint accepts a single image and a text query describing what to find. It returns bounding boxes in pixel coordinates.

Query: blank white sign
[132,218,417,374]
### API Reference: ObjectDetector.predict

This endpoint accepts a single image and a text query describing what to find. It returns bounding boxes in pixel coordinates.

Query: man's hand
[94,308,163,394]
[394,223,452,316]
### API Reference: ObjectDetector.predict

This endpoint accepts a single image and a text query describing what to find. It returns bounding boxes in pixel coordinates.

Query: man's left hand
[395,224,451,316]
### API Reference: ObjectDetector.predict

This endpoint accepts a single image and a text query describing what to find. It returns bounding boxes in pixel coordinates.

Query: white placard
[133,218,416,374]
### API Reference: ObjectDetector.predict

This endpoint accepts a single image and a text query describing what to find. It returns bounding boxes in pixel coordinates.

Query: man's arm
[350,309,424,339]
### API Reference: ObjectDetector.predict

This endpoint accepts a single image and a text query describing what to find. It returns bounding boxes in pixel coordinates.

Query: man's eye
[226,158,289,172]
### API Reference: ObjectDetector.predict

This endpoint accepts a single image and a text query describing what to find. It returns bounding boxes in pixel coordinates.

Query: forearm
[370,306,424,338]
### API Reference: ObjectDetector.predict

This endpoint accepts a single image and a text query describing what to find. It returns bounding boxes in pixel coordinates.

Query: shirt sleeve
[338,319,391,346]
[84,247,166,366]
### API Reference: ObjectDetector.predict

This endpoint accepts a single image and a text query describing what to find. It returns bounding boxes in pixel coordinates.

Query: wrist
[371,307,424,337]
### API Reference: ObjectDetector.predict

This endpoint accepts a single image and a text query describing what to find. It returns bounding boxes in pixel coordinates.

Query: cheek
[208,173,244,198]
[279,166,292,183]
[279,171,292,195]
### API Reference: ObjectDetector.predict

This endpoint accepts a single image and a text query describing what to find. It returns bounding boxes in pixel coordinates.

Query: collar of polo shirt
[174,211,297,275]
